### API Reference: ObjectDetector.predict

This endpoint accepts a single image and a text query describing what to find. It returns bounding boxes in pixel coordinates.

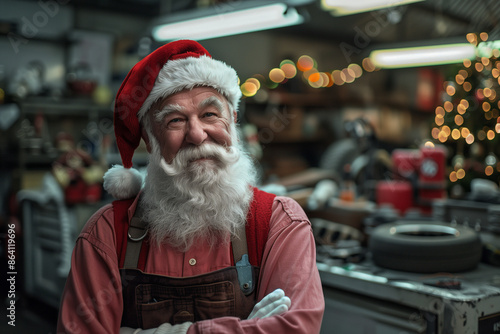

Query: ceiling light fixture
[370,43,477,68]
[151,3,304,42]
[321,0,424,16]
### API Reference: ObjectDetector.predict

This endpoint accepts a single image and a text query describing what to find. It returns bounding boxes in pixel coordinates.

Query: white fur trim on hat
[103,165,144,200]
[137,55,241,121]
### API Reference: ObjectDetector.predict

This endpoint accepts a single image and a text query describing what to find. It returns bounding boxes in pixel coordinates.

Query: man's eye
[167,118,184,127]
[203,112,217,118]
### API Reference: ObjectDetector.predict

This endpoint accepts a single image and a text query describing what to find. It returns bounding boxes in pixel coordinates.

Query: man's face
[144,86,236,164]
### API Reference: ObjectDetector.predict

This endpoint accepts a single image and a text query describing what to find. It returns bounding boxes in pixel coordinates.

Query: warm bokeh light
[463,59,472,68]
[481,57,490,66]
[446,84,456,96]
[457,104,466,115]
[465,133,475,144]
[487,130,495,140]
[362,57,376,72]
[246,78,261,90]
[308,71,322,87]
[455,74,465,85]
[323,72,334,87]
[431,127,440,139]
[331,70,345,85]
[457,168,466,179]
[435,106,445,116]
[454,114,464,126]
[480,32,489,41]
[461,127,470,138]
[485,166,494,176]
[320,72,331,87]
[303,68,318,80]
[477,88,485,99]
[348,63,363,78]
[342,68,355,83]
[296,55,315,72]
[449,171,458,182]
[424,141,435,148]
[459,69,468,78]
[444,101,454,112]
[438,131,448,142]
[489,90,497,100]
[475,62,484,72]
[478,130,486,140]
[269,68,285,83]
[496,123,500,133]
[463,82,472,91]
[451,128,461,140]
[466,33,477,45]
[442,125,451,136]
[483,102,491,112]
[435,115,444,126]
[241,81,258,97]
[280,63,297,79]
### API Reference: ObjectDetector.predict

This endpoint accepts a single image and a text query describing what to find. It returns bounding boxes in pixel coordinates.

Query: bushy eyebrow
[198,96,226,114]
[154,104,183,123]
[153,96,227,123]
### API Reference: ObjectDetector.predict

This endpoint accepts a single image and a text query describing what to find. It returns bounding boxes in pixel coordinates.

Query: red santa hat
[103,39,242,199]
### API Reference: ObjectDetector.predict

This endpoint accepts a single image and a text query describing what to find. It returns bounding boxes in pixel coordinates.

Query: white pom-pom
[103,165,143,199]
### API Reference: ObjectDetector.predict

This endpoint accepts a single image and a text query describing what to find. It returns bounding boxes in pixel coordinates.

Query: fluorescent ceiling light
[152,3,304,41]
[370,44,477,68]
[322,0,424,16]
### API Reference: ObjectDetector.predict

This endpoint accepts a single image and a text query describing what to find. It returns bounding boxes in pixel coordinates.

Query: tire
[368,222,482,273]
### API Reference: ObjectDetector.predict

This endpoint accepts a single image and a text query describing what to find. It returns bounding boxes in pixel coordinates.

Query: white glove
[247,289,291,320]
[154,322,192,334]
[120,322,192,334]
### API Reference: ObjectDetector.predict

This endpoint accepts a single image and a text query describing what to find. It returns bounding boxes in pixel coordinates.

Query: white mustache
[160,143,240,176]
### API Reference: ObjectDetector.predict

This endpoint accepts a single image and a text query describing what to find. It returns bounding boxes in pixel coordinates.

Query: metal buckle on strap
[236,254,254,295]
[128,229,148,242]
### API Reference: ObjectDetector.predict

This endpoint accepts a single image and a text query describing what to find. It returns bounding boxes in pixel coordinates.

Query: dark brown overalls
[118,207,260,329]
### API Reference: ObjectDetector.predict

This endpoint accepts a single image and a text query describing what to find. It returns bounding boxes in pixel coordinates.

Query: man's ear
[141,127,152,153]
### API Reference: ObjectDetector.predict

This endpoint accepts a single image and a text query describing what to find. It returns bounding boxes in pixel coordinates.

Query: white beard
[140,130,257,251]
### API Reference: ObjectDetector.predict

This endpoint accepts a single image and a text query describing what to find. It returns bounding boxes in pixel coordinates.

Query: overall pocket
[135,281,236,328]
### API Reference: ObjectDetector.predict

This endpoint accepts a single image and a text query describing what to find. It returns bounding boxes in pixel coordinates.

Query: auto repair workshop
[1,0,500,333]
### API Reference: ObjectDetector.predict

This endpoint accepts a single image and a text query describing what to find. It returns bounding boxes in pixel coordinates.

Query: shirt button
[189,258,196,266]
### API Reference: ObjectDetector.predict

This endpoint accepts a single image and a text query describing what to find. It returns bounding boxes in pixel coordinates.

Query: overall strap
[232,222,254,295]
[113,198,149,270]
[245,187,276,266]
[123,205,147,269]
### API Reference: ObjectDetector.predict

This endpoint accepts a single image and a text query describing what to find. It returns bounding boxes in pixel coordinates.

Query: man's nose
[185,119,208,145]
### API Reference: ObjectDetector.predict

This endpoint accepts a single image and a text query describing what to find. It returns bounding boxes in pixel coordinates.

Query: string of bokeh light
[430,32,500,181]
[240,55,377,98]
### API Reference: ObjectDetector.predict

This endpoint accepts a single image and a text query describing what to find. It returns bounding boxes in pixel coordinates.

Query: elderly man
[57,40,324,334]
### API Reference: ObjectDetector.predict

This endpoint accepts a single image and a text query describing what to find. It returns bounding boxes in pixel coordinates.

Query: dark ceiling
[69,0,500,46]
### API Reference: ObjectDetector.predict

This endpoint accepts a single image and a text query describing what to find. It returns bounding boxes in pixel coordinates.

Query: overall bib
[118,207,260,329]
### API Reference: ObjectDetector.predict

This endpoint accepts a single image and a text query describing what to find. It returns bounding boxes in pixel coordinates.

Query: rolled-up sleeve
[189,196,325,334]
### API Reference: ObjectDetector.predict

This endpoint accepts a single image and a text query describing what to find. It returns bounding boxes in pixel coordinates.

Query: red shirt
[57,195,325,333]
